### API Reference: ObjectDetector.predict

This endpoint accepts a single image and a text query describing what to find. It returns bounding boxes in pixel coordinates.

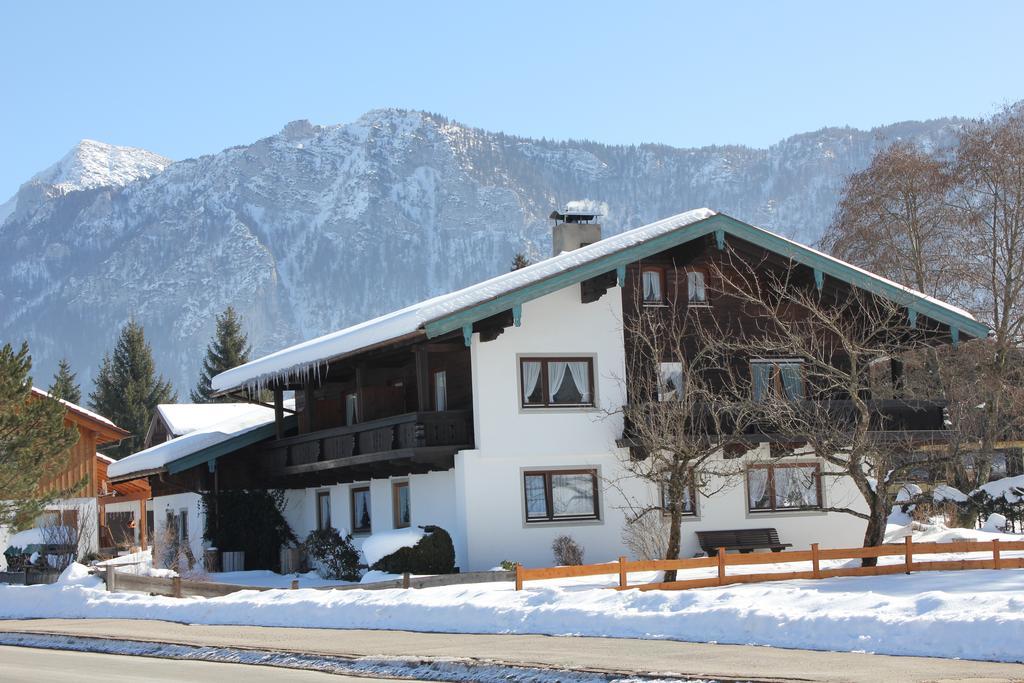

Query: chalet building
[108,209,987,570]
[0,389,146,566]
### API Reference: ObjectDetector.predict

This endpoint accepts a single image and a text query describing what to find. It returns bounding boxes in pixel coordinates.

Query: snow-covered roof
[155,402,272,437]
[30,387,128,442]
[107,401,289,480]
[212,208,984,394]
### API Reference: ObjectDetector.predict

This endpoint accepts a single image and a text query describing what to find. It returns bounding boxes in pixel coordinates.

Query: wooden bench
[696,528,792,555]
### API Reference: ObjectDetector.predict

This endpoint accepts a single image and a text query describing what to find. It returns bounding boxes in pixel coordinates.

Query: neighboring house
[1,389,138,567]
[107,209,985,570]
[109,402,287,564]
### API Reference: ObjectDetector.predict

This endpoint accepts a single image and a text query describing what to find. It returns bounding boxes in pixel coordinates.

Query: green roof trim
[424,213,989,341]
[165,415,296,475]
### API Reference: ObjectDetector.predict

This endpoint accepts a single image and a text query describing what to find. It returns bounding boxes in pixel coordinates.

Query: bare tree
[822,141,967,304]
[950,105,1024,483]
[38,504,97,570]
[704,249,960,561]
[612,296,759,579]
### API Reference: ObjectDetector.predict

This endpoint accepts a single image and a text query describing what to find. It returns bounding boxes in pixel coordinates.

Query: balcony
[258,410,473,484]
[621,399,949,449]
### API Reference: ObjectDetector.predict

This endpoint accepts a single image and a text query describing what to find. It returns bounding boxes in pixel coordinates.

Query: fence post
[717,547,726,585]
[618,556,628,589]
[514,563,523,591]
[104,564,116,592]
[811,543,820,579]
[904,535,913,575]
[993,539,1001,570]
[402,572,411,589]
[291,579,299,590]
[172,576,182,598]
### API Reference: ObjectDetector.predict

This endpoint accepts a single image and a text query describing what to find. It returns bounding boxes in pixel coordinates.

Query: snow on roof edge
[31,387,125,434]
[212,207,982,394]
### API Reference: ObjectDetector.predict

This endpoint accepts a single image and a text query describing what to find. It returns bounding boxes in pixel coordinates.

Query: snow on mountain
[0,109,966,394]
[0,139,170,225]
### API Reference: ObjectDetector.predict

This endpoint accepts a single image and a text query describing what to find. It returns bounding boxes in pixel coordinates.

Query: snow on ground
[94,549,177,578]
[360,527,426,566]
[208,569,353,589]
[3,537,1024,663]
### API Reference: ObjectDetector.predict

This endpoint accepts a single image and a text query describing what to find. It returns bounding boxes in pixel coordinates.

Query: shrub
[305,528,360,581]
[202,489,297,571]
[499,559,517,571]
[371,525,455,575]
[552,534,584,566]
[3,546,30,572]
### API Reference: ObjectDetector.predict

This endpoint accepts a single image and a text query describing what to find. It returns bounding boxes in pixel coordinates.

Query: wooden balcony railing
[259,410,473,474]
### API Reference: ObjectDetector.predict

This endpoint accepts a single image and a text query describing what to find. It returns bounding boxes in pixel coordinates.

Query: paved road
[0,645,395,682]
[2,618,1023,682]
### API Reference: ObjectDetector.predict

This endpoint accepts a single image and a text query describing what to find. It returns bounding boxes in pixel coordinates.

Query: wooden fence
[514,537,1024,591]
[98,564,514,599]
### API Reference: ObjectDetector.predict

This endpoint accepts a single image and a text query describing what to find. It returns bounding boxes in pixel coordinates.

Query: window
[520,357,595,408]
[433,370,448,411]
[687,270,707,304]
[316,490,331,531]
[751,359,804,401]
[177,508,189,544]
[523,469,599,522]
[345,392,358,425]
[660,476,697,516]
[641,267,665,305]
[747,463,822,512]
[658,362,684,401]
[350,486,371,533]
[392,481,410,528]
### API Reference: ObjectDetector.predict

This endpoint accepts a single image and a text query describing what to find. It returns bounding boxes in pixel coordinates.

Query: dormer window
[687,270,707,305]
[641,267,665,305]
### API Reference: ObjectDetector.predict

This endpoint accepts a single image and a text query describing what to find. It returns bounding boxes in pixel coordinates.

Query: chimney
[550,203,602,256]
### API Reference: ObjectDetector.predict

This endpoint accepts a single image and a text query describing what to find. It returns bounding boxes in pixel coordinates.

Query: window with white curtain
[687,270,707,304]
[433,370,448,411]
[747,463,821,512]
[751,359,805,401]
[658,362,684,401]
[523,469,599,522]
[641,267,664,305]
[520,357,594,408]
[351,486,371,533]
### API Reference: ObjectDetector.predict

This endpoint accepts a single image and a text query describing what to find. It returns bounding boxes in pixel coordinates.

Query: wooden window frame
[316,490,332,531]
[392,481,410,529]
[519,356,596,409]
[686,267,709,306]
[659,472,698,517]
[640,265,667,306]
[750,358,806,401]
[747,462,823,513]
[350,485,372,533]
[523,469,600,523]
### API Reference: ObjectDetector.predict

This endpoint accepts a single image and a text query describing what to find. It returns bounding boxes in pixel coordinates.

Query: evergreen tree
[510,252,530,271]
[191,306,253,403]
[0,342,80,528]
[90,320,176,458]
[49,358,81,404]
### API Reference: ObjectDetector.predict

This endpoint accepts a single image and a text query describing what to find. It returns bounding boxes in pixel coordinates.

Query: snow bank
[5,527,44,549]
[933,484,968,503]
[2,564,1024,662]
[895,483,922,503]
[983,513,1008,533]
[95,549,177,578]
[361,528,426,566]
[975,474,1024,503]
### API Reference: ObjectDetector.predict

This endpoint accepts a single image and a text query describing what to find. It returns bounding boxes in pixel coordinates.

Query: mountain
[0,109,966,396]
[0,139,170,225]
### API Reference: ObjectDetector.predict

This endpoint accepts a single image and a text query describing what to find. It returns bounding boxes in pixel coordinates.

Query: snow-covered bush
[552,534,585,566]
[304,528,360,581]
[370,525,455,575]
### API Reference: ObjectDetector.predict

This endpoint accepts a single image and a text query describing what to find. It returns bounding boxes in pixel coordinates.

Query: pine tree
[0,342,80,528]
[49,358,81,404]
[90,320,176,458]
[191,306,253,403]
[510,252,530,271]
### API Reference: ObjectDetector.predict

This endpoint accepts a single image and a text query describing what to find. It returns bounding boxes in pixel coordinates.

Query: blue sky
[1,1,1022,199]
